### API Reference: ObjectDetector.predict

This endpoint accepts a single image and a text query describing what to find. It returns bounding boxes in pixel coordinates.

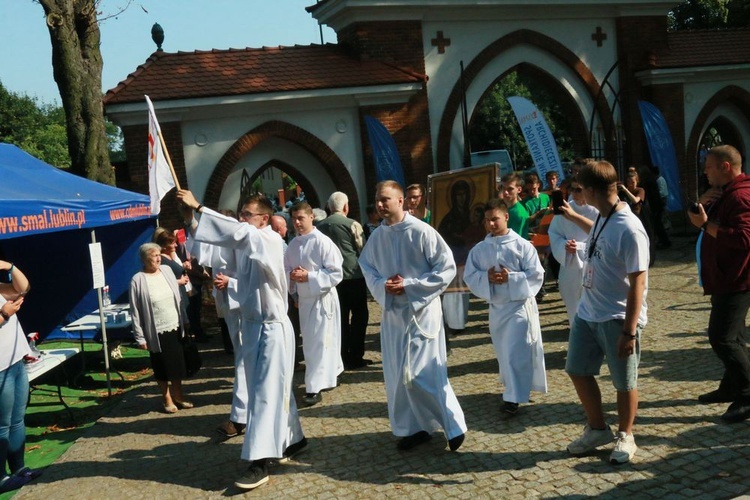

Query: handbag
[182,334,202,377]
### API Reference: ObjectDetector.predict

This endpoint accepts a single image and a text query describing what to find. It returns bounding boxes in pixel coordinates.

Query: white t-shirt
[577,204,649,325]
[0,295,31,371]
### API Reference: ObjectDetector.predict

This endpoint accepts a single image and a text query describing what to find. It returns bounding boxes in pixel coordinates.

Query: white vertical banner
[145,95,176,215]
[88,242,105,289]
[508,96,565,182]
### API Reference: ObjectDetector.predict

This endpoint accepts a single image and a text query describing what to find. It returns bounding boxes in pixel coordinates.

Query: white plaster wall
[683,78,750,141]
[422,18,619,169]
[179,104,368,215]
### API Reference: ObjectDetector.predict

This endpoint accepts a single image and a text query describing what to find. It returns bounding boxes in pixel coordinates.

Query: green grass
[1,341,151,499]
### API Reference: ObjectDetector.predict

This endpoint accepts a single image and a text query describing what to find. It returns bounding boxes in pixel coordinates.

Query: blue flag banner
[364,116,406,188]
[508,96,565,183]
[638,100,683,211]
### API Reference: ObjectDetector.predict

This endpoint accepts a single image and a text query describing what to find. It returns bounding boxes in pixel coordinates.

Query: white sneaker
[567,424,615,455]
[610,431,637,464]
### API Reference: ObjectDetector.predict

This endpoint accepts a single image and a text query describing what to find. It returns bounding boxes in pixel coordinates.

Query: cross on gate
[591,26,607,47]
[431,31,451,54]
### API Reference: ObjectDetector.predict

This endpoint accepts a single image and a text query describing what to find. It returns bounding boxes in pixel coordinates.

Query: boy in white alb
[464,198,547,416]
[285,202,345,406]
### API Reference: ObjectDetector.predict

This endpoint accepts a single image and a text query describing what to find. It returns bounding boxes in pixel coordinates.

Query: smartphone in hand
[551,191,565,214]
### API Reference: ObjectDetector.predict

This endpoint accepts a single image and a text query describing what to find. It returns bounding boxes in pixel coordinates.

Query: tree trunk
[38,0,113,184]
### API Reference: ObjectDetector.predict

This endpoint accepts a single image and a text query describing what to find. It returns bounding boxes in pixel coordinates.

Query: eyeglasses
[239,210,264,219]
[571,187,583,193]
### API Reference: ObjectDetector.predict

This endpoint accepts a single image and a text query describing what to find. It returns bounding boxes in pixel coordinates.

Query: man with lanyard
[558,160,649,464]
[688,145,750,422]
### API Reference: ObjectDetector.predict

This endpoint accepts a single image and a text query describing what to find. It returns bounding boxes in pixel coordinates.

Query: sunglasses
[570,187,583,193]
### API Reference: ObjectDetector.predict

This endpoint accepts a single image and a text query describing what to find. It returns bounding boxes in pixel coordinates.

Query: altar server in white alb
[548,177,599,328]
[188,237,247,438]
[177,190,305,492]
[464,198,548,416]
[359,180,467,452]
[285,201,345,406]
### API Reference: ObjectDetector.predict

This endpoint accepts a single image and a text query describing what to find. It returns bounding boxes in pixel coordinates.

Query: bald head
[270,215,288,239]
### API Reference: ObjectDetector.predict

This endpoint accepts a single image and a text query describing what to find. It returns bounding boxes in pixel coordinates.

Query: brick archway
[203,120,359,219]
[437,29,615,171]
[686,85,750,195]
[470,62,590,162]
[249,159,321,209]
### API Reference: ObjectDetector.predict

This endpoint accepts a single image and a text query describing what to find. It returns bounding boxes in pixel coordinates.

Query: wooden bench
[25,348,80,421]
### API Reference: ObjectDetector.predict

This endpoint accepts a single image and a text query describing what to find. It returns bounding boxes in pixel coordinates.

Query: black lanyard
[587,201,619,260]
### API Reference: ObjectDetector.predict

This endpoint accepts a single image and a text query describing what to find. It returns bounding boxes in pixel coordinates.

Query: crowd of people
[2,146,747,494]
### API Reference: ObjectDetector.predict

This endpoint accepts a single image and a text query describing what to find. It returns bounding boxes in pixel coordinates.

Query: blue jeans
[0,360,29,478]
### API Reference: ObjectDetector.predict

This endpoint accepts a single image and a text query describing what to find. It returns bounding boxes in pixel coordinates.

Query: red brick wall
[616,16,670,168]
[359,90,434,198]
[121,121,187,229]
[337,21,425,74]
[338,20,433,201]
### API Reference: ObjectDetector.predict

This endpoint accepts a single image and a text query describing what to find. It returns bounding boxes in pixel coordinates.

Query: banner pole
[157,131,181,191]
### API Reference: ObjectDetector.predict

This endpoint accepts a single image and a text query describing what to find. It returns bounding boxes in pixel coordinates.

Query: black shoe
[699,389,735,404]
[303,393,322,406]
[721,401,750,423]
[448,433,465,451]
[345,359,370,370]
[279,437,308,463]
[502,401,520,416]
[397,431,432,451]
[234,460,269,490]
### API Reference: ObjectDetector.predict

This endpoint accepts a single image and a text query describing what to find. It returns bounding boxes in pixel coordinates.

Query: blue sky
[1,1,336,105]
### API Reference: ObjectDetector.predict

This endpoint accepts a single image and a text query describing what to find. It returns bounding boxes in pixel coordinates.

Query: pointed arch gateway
[203,120,360,218]
[436,29,616,170]
[686,85,750,197]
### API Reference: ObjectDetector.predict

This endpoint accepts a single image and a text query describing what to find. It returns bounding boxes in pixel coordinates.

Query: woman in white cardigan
[130,243,193,413]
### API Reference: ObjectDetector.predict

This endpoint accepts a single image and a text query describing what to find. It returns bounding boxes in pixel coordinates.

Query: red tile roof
[104,44,425,105]
[653,28,750,69]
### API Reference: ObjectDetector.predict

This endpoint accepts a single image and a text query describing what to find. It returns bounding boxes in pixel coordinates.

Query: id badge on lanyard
[582,260,594,289]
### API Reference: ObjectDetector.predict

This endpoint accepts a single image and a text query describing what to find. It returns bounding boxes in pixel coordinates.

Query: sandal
[174,400,194,409]
[164,403,178,413]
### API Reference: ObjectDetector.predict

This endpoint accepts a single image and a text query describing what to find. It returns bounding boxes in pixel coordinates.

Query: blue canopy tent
[0,143,156,342]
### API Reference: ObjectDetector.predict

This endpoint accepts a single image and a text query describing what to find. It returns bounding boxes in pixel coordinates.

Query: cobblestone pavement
[17,234,750,499]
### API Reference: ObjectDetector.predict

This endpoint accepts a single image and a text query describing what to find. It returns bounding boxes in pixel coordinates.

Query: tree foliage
[0,81,71,168]
[669,0,750,30]
[469,71,576,170]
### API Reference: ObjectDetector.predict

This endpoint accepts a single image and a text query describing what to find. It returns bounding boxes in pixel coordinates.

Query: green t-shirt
[522,193,550,216]
[508,202,530,240]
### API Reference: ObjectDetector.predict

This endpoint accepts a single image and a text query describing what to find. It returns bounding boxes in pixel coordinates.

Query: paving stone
[14,236,750,498]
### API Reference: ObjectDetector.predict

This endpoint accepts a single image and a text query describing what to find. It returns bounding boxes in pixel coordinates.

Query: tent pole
[92,230,113,397]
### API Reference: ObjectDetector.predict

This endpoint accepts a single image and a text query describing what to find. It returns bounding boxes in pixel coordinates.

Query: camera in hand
[551,190,565,214]
[690,202,701,214]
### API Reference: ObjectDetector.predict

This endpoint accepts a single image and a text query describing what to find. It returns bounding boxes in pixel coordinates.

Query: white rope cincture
[403,314,438,388]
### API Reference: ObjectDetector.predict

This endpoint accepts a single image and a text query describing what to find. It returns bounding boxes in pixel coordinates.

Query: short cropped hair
[290,201,313,216]
[327,191,348,213]
[241,194,274,217]
[376,180,404,196]
[139,242,162,263]
[406,183,426,195]
[578,160,618,193]
[524,172,541,185]
[708,145,742,170]
[154,229,176,248]
[484,198,509,213]
[500,173,523,185]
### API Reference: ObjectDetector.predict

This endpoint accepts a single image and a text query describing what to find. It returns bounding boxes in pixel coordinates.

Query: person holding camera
[688,145,750,423]
[548,177,599,327]
[618,168,655,266]
[0,260,42,493]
